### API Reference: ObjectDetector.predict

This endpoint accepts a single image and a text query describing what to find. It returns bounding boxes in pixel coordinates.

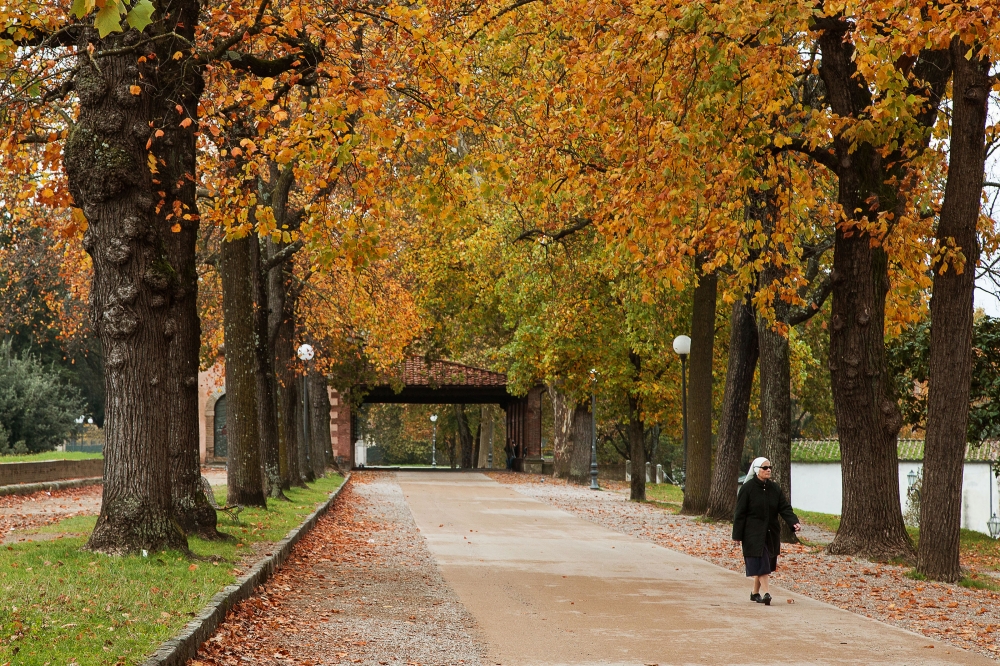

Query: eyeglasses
[759,465,772,470]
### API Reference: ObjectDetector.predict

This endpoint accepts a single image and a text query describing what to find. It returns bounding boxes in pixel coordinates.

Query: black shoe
[750,593,761,602]
[759,593,771,606]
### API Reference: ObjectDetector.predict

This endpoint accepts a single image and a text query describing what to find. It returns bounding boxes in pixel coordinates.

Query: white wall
[790,461,999,536]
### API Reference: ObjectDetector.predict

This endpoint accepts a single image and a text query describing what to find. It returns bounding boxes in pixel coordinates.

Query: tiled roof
[396,357,507,388]
[790,439,1000,462]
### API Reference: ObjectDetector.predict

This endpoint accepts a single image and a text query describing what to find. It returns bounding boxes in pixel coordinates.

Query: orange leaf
[130,85,141,95]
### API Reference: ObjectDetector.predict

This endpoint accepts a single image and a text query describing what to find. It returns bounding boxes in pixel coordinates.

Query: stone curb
[140,473,352,666]
[0,477,103,496]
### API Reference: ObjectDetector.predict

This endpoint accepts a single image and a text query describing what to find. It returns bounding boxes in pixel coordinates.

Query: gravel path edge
[0,476,103,497]
[139,473,351,666]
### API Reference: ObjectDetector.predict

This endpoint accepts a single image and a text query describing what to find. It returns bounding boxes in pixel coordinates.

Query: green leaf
[70,0,95,18]
[126,0,155,33]
[94,1,124,37]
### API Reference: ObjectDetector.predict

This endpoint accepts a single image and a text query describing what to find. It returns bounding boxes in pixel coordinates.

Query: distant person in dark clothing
[732,456,801,606]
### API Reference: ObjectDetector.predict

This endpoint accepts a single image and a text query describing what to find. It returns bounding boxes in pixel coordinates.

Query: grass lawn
[0,473,343,665]
[645,483,684,511]
[0,451,103,464]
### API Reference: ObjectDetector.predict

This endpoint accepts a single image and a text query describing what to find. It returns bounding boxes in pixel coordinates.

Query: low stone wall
[0,458,104,486]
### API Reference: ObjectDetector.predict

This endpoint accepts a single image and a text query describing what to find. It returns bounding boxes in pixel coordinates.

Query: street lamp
[430,414,438,467]
[907,469,918,490]
[590,368,599,491]
[297,344,315,471]
[673,335,691,492]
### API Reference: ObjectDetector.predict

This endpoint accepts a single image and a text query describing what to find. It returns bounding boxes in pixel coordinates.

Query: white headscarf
[745,456,769,484]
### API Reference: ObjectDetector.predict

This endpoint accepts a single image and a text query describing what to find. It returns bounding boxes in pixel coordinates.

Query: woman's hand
[793,523,802,532]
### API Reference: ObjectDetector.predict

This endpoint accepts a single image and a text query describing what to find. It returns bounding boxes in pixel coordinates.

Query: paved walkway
[398,471,993,665]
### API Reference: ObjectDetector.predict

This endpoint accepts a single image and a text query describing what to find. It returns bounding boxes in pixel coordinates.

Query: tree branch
[466,0,544,43]
[514,216,592,243]
[262,239,304,272]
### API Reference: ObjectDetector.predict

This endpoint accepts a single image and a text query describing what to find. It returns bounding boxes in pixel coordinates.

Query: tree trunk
[271,250,305,488]
[152,15,220,538]
[815,27,953,561]
[455,405,475,469]
[220,234,267,507]
[252,238,285,499]
[706,298,759,520]
[298,374,314,482]
[308,368,330,479]
[682,261,717,514]
[477,407,492,468]
[917,43,989,582]
[628,392,646,501]
[66,29,185,555]
[548,384,575,478]
[568,403,593,484]
[758,316,797,544]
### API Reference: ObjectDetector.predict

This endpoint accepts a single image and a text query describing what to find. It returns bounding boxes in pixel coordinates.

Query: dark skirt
[745,543,777,577]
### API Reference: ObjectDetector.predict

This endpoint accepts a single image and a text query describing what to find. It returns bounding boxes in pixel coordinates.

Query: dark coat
[732,476,798,558]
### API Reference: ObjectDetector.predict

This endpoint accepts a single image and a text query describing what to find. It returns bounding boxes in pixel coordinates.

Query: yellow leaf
[261,77,275,90]
[170,223,181,232]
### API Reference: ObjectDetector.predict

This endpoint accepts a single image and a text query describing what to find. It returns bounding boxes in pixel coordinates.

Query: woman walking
[732,457,801,605]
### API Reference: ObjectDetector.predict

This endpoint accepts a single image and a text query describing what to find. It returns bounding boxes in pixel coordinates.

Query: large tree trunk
[252,238,285,499]
[758,315,797,544]
[270,248,305,488]
[66,29,185,555]
[308,368,330,479]
[152,12,220,539]
[681,262,717,514]
[298,373,314,482]
[455,405,475,469]
[627,392,646,501]
[917,43,989,583]
[706,298,759,520]
[220,234,267,507]
[568,403,594,484]
[816,27,950,561]
[477,408,492,468]
[548,384,575,478]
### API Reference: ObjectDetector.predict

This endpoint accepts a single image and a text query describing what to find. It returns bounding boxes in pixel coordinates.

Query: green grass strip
[0,451,104,463]
[0,473,343,665]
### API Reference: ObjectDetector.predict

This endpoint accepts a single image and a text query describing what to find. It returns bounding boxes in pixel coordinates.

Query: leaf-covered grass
[793,508,841,534]
[644,483,683,511]
[0,450,103,463]
[0,473,343,665]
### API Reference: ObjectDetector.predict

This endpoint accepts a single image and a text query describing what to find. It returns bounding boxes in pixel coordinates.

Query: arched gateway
[361,357,544,473]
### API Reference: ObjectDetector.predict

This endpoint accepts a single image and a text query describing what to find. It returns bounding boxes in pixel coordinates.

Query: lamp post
[297,344,315,471]
[673,335,691,492]
[430,414,438,467]
[590,368,599,490]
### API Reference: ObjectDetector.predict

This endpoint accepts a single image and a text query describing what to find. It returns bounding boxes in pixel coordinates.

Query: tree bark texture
[568,403,594,484]
[151,9,219,539]
[455,405,475,469]
[220,234,267,507]
[477,408,492,468]
[271,251,305,488]
[548,384,575,478]
[817,27,951,560]
[682,263,718,514]
[297,377,314,482]
[67,29,186,555]
[706,298,759,520]
[251,238,285,498]
[757,315,797,544]
[308,369,331,479]
[628,392,646,501]
[917,42,989,582]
